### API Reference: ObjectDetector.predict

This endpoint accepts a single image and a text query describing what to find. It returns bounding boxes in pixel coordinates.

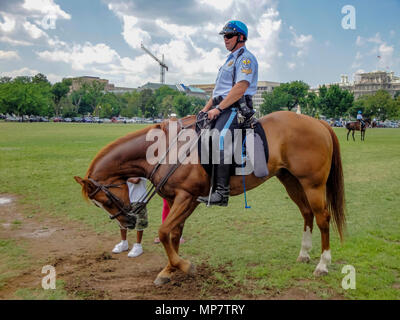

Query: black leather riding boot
[197,164,230,206]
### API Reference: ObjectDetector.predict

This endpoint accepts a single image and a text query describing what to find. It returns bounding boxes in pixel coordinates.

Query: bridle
[88,178,133,220]
[87,116,212,222]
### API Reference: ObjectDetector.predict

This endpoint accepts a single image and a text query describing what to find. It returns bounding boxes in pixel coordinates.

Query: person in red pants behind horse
[154,199,185,244]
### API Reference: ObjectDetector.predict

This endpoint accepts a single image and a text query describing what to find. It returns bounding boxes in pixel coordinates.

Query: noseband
[88,178,132,220]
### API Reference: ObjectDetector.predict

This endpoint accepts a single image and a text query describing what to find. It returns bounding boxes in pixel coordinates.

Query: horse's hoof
[187,262,196,275]
[297,255,310,263]
[154,277,171,286]
[313,268,328,276]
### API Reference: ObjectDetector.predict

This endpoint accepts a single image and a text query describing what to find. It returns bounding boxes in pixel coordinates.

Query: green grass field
[0,121,399,299]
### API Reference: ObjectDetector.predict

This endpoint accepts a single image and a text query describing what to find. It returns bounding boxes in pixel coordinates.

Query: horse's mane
[81,115,197,201]
[85,123,160,180]
[81,123,160,201]
[85,115,196,178]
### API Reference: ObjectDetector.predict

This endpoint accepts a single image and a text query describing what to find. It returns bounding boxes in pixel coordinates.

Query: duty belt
[212,95,253,109]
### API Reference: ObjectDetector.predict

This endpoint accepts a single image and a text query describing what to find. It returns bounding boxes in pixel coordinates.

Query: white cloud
[156,19,198,39]
[0,12,16,33]
[1,67,40,78]
[289,26,312,58]
[353,32,397,70]
[0,67,62,83]
[355,36,364,46]
[367,33,382,44]
[46,73,64,83]
[35,40,162,87]
[197,0,233,11]
[108,6,151,50]
[37,42,121,70]
[246,8,282,72]
[0,0,71,46]
[23,21,48,39]
[2,0,284,87]
[287,62,296,70]
[377,43,394,69]
[22,0,71,20]
[356,33,383,47]
[0,50,20,60]
[351,51,363,68]
[121,15,151,49]
[0,36,32,46]
[107,0,282,84]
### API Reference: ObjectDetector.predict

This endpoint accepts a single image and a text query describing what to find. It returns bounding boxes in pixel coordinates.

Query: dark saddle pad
[196,115,269,178]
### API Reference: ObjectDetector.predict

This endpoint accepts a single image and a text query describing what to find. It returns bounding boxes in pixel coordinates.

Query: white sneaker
[112,240,129,253]
[128,243,143,258]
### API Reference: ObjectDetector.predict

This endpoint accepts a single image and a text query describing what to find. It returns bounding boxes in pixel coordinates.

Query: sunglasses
[224,33,237,39]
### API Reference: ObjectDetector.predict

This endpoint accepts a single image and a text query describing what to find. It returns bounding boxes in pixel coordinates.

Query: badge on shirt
[227,60,234,67]
[242,59,251,66]
[241,68,252,74]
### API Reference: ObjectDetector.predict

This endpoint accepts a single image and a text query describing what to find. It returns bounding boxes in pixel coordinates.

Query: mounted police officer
[357,110,365,128]
[197,20,258,207]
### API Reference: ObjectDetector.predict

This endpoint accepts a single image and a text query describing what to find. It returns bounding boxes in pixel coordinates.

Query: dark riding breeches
[212,107,239,165]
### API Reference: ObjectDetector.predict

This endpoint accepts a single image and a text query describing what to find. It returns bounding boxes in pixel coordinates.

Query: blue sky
[0,0,399,88]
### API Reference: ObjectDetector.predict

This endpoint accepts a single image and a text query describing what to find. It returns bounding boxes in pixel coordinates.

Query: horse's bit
[87,178,135,222]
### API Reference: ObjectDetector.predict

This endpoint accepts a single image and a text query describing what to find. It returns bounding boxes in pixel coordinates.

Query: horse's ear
[74,176,96,190]
[74,177,97,200]
[74,176,85,186]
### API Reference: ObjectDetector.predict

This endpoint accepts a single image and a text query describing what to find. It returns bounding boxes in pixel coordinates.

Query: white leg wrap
[297,226,312,262]
[314,249,331,275]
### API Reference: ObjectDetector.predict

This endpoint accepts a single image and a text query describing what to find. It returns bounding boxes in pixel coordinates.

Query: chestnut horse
[74,111,346,285]
[346,119,371,141]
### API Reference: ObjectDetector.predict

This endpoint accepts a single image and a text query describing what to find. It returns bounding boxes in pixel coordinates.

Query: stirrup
[197,191,229,207]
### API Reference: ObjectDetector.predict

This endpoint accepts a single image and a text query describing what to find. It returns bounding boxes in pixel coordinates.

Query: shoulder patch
[241,68,252,75]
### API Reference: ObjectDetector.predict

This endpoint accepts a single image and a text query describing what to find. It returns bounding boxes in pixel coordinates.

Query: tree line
[261,80,400,120]
[1,73,400,121]
[0,73,206,119]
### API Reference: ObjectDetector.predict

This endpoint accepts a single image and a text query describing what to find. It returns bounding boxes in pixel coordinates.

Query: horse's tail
[321,122,346,242]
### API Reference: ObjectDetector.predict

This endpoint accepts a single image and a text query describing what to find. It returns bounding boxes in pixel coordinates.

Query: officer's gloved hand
[196,111,211,132]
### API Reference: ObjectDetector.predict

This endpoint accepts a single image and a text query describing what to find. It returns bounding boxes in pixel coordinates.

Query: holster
[212,95,255,119]
[235,95,255,119]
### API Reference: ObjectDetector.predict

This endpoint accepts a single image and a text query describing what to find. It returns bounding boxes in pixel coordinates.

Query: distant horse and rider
[346,111,371,141]
[74,111,346,285]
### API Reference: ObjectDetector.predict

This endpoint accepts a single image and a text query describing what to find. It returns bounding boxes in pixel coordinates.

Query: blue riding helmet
[358,110,362,114]
[219,20,248,40]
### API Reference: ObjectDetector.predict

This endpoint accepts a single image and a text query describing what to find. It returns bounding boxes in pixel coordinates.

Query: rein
[132,116,211,215]
[89,116,211,219]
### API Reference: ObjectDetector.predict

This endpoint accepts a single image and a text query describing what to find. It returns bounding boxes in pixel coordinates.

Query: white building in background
[252,81,281,109]
[311,71,400,99]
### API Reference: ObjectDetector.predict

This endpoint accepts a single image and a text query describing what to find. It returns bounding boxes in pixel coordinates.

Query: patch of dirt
[0,194,344,300]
